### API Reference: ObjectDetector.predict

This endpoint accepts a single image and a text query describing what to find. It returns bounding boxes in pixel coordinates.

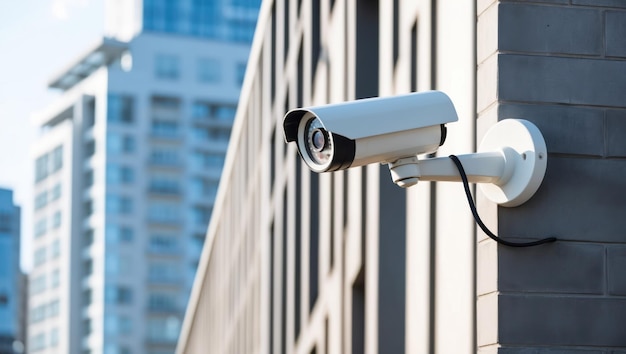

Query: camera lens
[311,129,326,151]
[304,117,332,165]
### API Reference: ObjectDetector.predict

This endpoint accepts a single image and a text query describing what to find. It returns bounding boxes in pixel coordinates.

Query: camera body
[283,91,459,172]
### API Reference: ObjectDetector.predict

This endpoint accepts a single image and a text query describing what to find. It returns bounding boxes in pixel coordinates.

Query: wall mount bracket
[388,119,548,207]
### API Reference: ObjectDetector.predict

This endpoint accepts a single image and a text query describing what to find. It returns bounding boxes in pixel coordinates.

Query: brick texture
[498,242,604,294]
[499,3,602,56]
[498,104,605,156]
[499,348,606,354]
[478,1,626,352]
[499,54,626,107]
[606,11,626,57]
[606,109,626,157]
[499,294,626,347]
[499,157,626,243]
[572,0,626,9]
[607,245,626,295]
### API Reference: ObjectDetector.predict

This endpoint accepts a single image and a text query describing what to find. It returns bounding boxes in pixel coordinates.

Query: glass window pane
[197,58,221,83]
[155,54,180,80]
[108,94,134,123]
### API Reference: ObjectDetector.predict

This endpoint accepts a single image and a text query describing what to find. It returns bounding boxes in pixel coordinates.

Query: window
[51,145,63,172]
[155,54,180,80]
[106,195,133,214]
[214,104,237,121]
[31,303,47,323]
[191,206,212,225]
[35,154,49,183]
[50,239,60,258]
[33,146,62,182]
[151,96,180,111]
[191,101,211,120]
[30,332,46,351]
[149,234,178,253]
[31,275,47,295]
[236,62,247,85]
[83,318,92,335]
[84,140,96,158]
[148,291,178,311]
[84,229,94,246]
[107,133,135,154]
[197,58,220,83]
[35,191,48,210]
[51,211,61,229]
[83,288,92,305]
[149,176,180,194]
[107,94,134,123]
[50,328,59,347]
[106,225,134,243]
[150,148,180,167]
[106,164,134,184]
[50,183,61,201]
[148,202,181,224]
[34,246,47,266]
[84,200,93,217]
[191,101,237,121]
[119,317,132,334]
[190,177,219,198]
[105,285,133,304]
[84,170,94,188]
[191,151,224,169]
[106,254,131,275]
[192,126,231,142]
[105,345,132,354]
[83,259,93,276]
[151,120,179,138]
[190,233,205,255]
[48,299,60,317]
[105,315,133,335]
[50,269,60,288]
[147,316,180,343]
[148,261,180,283]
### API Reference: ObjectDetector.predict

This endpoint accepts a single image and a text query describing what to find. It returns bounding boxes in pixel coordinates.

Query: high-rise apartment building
[178,1,626,353]
[0,188,23,354]
[28,1,260,354]
[105,0,260,42]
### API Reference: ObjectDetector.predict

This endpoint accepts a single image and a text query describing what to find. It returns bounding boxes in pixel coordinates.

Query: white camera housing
[283,91,458,172]
[283,91,548,207]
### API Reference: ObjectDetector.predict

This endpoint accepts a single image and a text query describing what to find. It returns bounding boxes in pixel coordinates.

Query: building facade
[28,1,260,354]
[178,0,626,353]
[105,0,260,42]
[0,188,23,354]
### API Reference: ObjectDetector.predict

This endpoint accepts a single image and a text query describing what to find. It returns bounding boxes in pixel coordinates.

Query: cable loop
[449,154,556,248]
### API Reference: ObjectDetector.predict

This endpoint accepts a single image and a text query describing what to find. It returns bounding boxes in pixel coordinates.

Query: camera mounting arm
[387,119,547,207]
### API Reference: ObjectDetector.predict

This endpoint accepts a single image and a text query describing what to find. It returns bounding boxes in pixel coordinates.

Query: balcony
[147,244,181,257]
[147,185,182,197]
[147,274,182,286]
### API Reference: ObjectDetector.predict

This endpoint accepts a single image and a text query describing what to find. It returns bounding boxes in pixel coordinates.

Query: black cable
[448,154,557,248]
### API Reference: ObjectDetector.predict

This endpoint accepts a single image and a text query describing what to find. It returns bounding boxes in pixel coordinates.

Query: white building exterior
[28,10,257,354]
[177,0,476,353]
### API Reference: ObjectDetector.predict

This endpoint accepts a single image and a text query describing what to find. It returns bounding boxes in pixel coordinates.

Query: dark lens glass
[311,129,325,151]
[304,117,332,166]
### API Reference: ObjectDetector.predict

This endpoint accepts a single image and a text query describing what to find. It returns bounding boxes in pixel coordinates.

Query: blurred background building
[27,1,260,354]
[0,188,24,354]
[177,0,626,354]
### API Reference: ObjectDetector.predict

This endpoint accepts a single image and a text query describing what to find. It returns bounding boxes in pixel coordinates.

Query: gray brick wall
[478,1,626,352]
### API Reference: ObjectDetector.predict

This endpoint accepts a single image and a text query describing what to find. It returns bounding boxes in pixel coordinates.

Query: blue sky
[0,0,104,270]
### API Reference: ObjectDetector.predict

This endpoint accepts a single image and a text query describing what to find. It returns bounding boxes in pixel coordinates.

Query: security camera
[283,91,549,208]
[282,91,459,173]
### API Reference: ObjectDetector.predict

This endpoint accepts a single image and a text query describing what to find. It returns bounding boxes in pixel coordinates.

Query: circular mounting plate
[478,119,547,207]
